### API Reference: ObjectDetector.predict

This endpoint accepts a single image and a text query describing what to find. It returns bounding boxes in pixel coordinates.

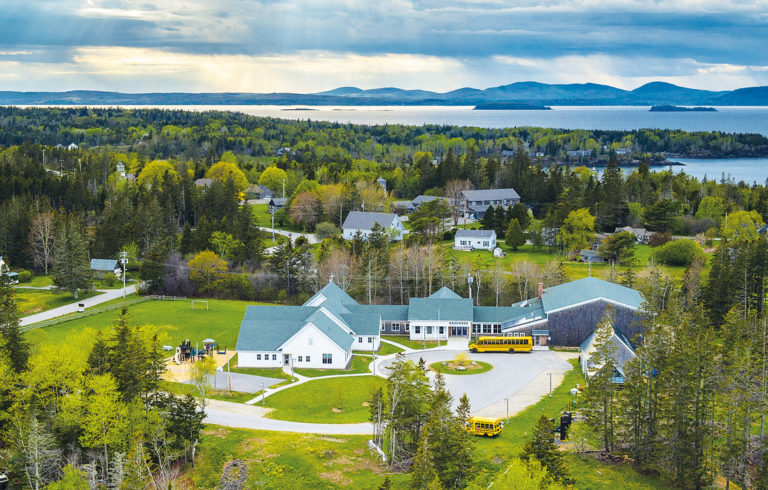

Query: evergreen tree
[582,310,618,453]
[521,416,573,486]
[509,202,530,230]
[505,218,526,251]
[52,219,91,299]
[0,272,29,373]
[480,205,495,231]
[411,426,439,490]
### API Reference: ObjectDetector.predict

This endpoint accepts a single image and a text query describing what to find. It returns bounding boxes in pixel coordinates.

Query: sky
[1,0,768,93]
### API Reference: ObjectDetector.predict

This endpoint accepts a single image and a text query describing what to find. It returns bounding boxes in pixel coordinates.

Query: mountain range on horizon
[2,81,768,106]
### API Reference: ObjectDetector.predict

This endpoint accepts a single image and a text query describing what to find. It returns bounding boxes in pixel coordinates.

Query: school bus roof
[469,416,502,423]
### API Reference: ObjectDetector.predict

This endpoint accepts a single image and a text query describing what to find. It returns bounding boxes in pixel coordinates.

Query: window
[368,337,373,343]
[380,322,386,331]
[256,354,261,360]
[322,353,332,365]
[493,324,501,334]
[439,326,444,335]
[483,324,492,334]
[414,325,421,334]
[308,337,313,345]
[306,355,310,362]
[392,323,400,332]
[483,241,489,247]
[359,336,363,343]
[272,354,277,361]
[426,326,433,334]
[404,323,410,332]
[298,356,303,362]
[472,323,481,334]
[460,240,467,245]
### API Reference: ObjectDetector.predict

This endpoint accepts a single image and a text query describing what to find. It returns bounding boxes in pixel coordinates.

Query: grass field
[354,341,404,355]
[184,427,409,488]
[381,335,438,350]
[294,355,371,378]
[25,275,54,287]
[429,360,493,375]
[159,380,256,404]
[25,298,255,350]
[443,242,696,283]
[252,203,304,233]
[16,288,102,316]
[263,376,384,423]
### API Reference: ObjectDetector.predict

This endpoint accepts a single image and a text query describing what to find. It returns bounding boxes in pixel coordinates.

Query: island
[473,102,552,110]
[650,105,717,112]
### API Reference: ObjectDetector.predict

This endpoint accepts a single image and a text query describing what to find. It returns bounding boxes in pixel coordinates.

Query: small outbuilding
[90,259,121,278]
[269,197,288,213]
[580,249,605,263]
[454,229,497,251]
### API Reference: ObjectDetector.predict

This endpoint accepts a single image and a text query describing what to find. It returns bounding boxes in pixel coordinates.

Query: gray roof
[342,211,398,231]
[269,198,288,206]
[455,229,496,239]
[237,306,353,352]
[411,195,446,206]
[348,304,409,322]
[305,281,358,308]
[194,178,214,187]
[429,287,463,299]
[461,188,520,202]
[580,325,637,378]
[541,277,644,313]
[90,259,119,271]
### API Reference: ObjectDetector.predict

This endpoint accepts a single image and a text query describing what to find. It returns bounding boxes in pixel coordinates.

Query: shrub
[315,222,340,239]
[648,232,672,247]
[652,238,705,266]
[17,270,32,283]
[103,272,118,287]
[453,352,471,367]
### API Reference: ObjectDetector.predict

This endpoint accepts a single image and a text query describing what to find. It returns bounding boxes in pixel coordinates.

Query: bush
[652,238,705,266]
[443,228,457,241]
[17,270,32,283]
[315,222,340,239]
[103,272,118,287]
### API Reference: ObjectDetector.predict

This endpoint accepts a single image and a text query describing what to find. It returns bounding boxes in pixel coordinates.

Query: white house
[454,229,496,251]
[342,211,404,241]
[580,325,637,384]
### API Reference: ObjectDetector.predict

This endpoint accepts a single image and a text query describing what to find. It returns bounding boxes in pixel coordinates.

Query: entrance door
[534,336,540,346]
[284,354,290,365]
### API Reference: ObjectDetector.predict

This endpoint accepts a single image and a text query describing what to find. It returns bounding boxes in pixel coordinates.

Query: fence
[21,296,154,332]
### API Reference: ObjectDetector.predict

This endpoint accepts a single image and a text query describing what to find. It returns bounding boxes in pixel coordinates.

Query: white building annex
[454,229,497,250]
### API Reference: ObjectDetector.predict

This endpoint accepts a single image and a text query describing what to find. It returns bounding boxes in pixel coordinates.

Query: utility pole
[120,251,128,299]
[282,178,286,198]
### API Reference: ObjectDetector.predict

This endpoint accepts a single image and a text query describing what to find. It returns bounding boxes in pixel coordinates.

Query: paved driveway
[377,350,572,413]
[186,371,285,393]
[20,284,140,327]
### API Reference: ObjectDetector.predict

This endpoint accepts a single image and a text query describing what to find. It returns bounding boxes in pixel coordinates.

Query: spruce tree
[480,205,495,231]
[52,219,91,299]
[0,272,29,373]
[411,426,439,490]
[582,310,618,453]
[509,202,530,230]
[505,218,525,251]
[521,416,573,486]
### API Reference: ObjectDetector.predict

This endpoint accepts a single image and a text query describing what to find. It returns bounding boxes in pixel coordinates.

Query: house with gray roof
[454,229,497,250]
[235,276,646,369]
[90,259,121,277]
[342,211,404,241]
[268,197,288,213]
[460,188,521,219]
[409,195,448,212]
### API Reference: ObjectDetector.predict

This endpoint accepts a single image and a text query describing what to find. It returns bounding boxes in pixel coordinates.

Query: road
[204,399,374,435]
[20,284,140,327]
[257,226,319,245]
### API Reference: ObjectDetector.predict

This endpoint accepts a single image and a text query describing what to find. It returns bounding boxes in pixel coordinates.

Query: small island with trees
[649,105,717,112]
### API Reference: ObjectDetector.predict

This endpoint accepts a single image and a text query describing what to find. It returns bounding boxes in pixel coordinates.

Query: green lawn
[16,289,102,316]
[159,380,255,404]
[185,426,410,489]
[443,242,696,283]
[25,275,54,288]
[263,376,384,423]
[294,355,371,378]
[429,360,493,375]
[25,298,257,350]
[381,335,438,350]
[354,341,404,355]
[251,203,304,233]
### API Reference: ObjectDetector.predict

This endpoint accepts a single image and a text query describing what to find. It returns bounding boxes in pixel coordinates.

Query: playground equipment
[172,338,225,364]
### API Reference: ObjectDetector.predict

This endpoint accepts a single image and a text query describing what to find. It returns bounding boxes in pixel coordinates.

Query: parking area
[184,371,285,393]
[377,349,575,416]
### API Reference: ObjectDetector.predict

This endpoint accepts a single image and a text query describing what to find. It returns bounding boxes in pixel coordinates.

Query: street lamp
[547,372,553,397]
[504,397,509,423]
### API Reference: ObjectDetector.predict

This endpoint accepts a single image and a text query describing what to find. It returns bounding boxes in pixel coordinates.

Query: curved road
[20,284,140,327]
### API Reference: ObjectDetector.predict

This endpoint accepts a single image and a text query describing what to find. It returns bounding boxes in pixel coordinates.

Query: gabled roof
[461,188,520,201]
[411,195,446,206]
[305,281,358,308]
[269,197,288,206]
[342,211,398,231]
[580,325,637,377]
[541,277,644,313]
[455,229,496,239]
[429,287,463,299]
[408,297,473,322]
[305,310,354,350]
[90,259,119,271]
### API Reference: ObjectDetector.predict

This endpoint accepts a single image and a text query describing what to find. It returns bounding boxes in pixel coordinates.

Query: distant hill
[2,82,767,106]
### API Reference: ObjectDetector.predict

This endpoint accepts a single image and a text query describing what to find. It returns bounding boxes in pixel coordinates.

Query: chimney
[537,282,544,299]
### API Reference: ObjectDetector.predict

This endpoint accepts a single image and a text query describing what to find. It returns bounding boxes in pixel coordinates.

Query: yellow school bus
[465,416,503,437]
[469,336,533,353]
